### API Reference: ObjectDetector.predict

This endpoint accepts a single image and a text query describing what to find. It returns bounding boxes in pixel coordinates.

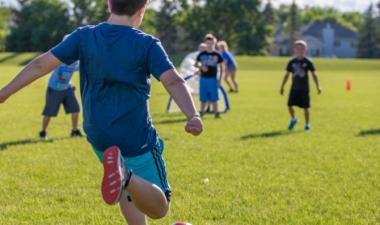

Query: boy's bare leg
[304,108,310,125]
[200,102,208,113]
[224,73,234,91]
[288,106,296,119]
[231,71,238,91]
[212,102,218,114]
[120,194,147,225]
[125,175,169,219]
[71,112,79,130]
[42,116,51,131]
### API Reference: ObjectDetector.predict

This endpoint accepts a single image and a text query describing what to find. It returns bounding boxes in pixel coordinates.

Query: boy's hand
[280,88,285,96]
[201,66,208,73]
[317,87,322,95]
[185,115,203,136]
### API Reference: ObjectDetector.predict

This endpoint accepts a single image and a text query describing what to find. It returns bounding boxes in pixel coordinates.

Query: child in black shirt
[280,40,322,131]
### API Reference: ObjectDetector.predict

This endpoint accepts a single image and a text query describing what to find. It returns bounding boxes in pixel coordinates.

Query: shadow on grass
[358,129,380,137]
[158,118,187,125]
[240,130,302,140]
[0,137,73,151]
[0,53,20,64]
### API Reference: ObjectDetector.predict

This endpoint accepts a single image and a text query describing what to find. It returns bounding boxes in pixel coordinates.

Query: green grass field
[0,53,379,225]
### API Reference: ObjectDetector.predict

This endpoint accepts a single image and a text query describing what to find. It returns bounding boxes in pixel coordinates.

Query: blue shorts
[200,77,219,103]
[226,64,237,72]
[93,138,171,200]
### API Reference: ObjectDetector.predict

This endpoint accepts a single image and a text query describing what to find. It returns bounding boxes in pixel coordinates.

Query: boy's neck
[107,14,137,28]
[296,55,306,59]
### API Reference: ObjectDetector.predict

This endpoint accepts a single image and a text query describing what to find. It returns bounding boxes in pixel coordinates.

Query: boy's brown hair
[110,0,148,16]
[204,33,216,43]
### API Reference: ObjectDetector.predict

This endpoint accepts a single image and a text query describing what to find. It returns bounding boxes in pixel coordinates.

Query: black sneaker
[71,129,83,137]
[214,112,221,119]
[39,131,48,140]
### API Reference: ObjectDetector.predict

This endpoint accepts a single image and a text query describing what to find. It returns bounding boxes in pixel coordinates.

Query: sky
[269,0,376,12]
[0,0,377,12]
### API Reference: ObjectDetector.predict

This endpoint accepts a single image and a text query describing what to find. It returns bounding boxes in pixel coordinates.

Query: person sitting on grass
[0,0,203,224]
[217,41,238,93]
[280,40,322,131]
[40,54,82,140]
[195,34,225,118]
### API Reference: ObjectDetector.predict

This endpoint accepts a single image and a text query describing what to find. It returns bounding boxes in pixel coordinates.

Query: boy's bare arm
[218,63,225,86]
[160,69,203,136]
[280,72,290,95]
[312,71,322,94]
[0,52,61,103]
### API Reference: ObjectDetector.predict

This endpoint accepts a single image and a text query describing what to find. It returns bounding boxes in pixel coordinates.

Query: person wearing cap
[280,40,322,131]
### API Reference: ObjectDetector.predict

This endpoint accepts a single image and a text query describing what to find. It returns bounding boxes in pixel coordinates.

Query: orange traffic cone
[346,80,352,92]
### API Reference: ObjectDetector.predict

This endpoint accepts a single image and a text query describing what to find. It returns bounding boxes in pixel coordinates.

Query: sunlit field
[0,53,379,225]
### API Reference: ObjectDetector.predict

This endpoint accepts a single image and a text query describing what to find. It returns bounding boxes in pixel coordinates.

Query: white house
[271,20,357,58]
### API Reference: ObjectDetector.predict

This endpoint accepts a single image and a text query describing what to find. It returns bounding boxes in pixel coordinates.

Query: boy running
[0,0,203,224]
[217,41,238,93]
[195,34,224,118]
[280,40,321,131]
[40,59,83,140]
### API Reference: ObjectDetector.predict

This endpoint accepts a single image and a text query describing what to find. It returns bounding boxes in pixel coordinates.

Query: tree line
[0,0,379,58]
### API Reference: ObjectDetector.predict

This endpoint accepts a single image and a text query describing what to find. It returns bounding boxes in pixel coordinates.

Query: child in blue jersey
[217,41,238,93]
[40,60,83,140]
[0,0,203,224]
[195,34,225,118]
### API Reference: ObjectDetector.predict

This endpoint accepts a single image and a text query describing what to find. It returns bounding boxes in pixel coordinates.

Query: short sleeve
[147,39,175,80]
[50,29,81,65]
[308,60,316,72]
[196,53,202,62]
[217,53,224,63]
[286,61,293,72]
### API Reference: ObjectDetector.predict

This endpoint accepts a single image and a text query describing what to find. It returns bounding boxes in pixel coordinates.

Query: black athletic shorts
[42,87,80,117]
[288,90,310,108]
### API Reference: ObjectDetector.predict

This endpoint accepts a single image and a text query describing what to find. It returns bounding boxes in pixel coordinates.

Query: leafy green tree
[70,0,108,26]
[341,12,363,31]
[0,7,11,51]
[6,0,73,52]
[357,4,380,58]
[263,0,275,25]
[288,1,300,52]
[180,0,270,55]
[156,0,180,53]
[140,9,157,36]
[301,7,362,31]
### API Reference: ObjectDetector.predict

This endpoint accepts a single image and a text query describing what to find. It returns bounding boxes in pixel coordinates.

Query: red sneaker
[101,146,131,205]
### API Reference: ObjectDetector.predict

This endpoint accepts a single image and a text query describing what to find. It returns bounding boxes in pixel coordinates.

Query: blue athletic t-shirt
[50,23,174,157]
[48,62,79,91]
[221,51,237,67]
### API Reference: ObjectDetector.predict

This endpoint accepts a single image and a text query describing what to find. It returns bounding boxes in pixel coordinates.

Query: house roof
[301,20,357,39]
